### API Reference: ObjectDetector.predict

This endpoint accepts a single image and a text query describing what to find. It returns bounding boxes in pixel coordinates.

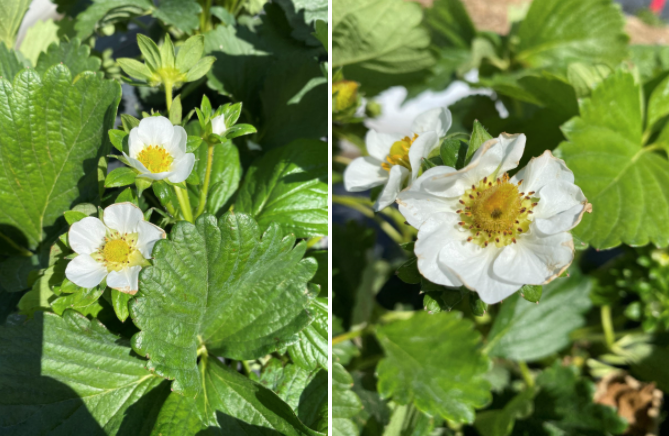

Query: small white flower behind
[396,133,592,304]
[124,116,195,183]
[65,202,166,294]
[343,107,452,211]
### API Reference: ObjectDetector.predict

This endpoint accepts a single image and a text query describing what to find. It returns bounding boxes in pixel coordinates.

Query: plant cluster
[333,0,669,435]
[0,0,328,434]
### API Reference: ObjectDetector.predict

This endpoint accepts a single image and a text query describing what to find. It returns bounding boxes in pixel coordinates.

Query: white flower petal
[408,131,440,181]
[137,116,174,146]
[122,152,149,175]
[137,171,173,181]
[415,214,464,287]
[510,150,574,193]
[534,181,591,235]
[411,107,452,138]
[128,128,143,157]
[167,153,195,184]
[65,254,107,289]
[136,220,166,258]
[366,130,402,161]
[493,229,574,286]
[104,202,145,234]
[107,266,141,295]
[418,134,525,198]
[170,126,187,158]
[374,165,410,211]
[438,240,520,304]
[396,166,457,228]
[343,156,387,192]
[69,217,106,255]
[211,115,227,135]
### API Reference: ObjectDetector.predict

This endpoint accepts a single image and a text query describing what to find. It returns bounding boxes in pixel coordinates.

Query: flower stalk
[174,184,194,223]
[196,141,216,218]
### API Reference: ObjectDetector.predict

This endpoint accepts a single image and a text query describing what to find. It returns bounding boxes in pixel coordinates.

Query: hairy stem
[332,325,375,345]
[174,184,194,223]
[195,142,215,218]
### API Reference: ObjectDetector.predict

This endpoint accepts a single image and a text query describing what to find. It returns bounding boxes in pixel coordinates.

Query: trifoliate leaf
[289,297,328,371]
[130,213,316,397]
[236,139,327,238]
[486,271,592,362]
[333,0,434,94]
[333,363,363,436]
[0,311,166,435]
[150,357,324,435]
[515,0,628,70]
[0,0,30,49]
[376,311,491,423]
[558,69,669,249]
[152,0,202,34]
[0,65,121,255]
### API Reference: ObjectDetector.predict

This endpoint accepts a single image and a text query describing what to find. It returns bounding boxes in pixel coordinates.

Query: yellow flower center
[381,134,418,171]
[137,145,173,173]
[103,239,131,263]
[457,173,539,248]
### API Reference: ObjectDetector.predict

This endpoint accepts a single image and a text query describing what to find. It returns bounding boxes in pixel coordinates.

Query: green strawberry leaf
[515,0,628,70]
[152,0,201,34]
[253,358,328,431]
[557,69,669,249]
[485,270,592,362]
[0,43,24,81]
[130,212,316,397]
[289,297,328,371]
[0,310,166,435]
[333,362,363,436]
[375,311,491,424]
[75,0,153,39]
[236,139,327,238]
[0,65,121,256]
[150,357,324,435]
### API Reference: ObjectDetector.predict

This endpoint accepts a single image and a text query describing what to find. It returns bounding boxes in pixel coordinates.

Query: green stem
[0,231,32,257]
[195,142,215,218]
[601,305,615,349]
[174,184,194,223]
[518,361,534,388]
[165,82,173,112]
[241,360,252,376]
[332,326,375,345]
[333,195,404,244]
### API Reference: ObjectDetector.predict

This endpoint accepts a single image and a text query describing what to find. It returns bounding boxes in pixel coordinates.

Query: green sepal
[63,211,88,225]
[186,136,203,153]
[108,129,128,153]
[466,121,493,165]
[520,285,542,303]
[224,123,257,139]
[111,289,133,322]
[137,34,162,72]
[121,114,140,132]
[169,94,182,125]
[105,167,137,188]
[135,176,153,197]
[397,256,421,284]
[469,292,488,316]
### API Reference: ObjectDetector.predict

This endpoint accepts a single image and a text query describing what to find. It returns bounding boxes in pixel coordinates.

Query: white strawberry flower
[65,203,166,294]
[124,116,195,183]
[211,114,227,135]
[396,133,592,304]
[343,107,452,211]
